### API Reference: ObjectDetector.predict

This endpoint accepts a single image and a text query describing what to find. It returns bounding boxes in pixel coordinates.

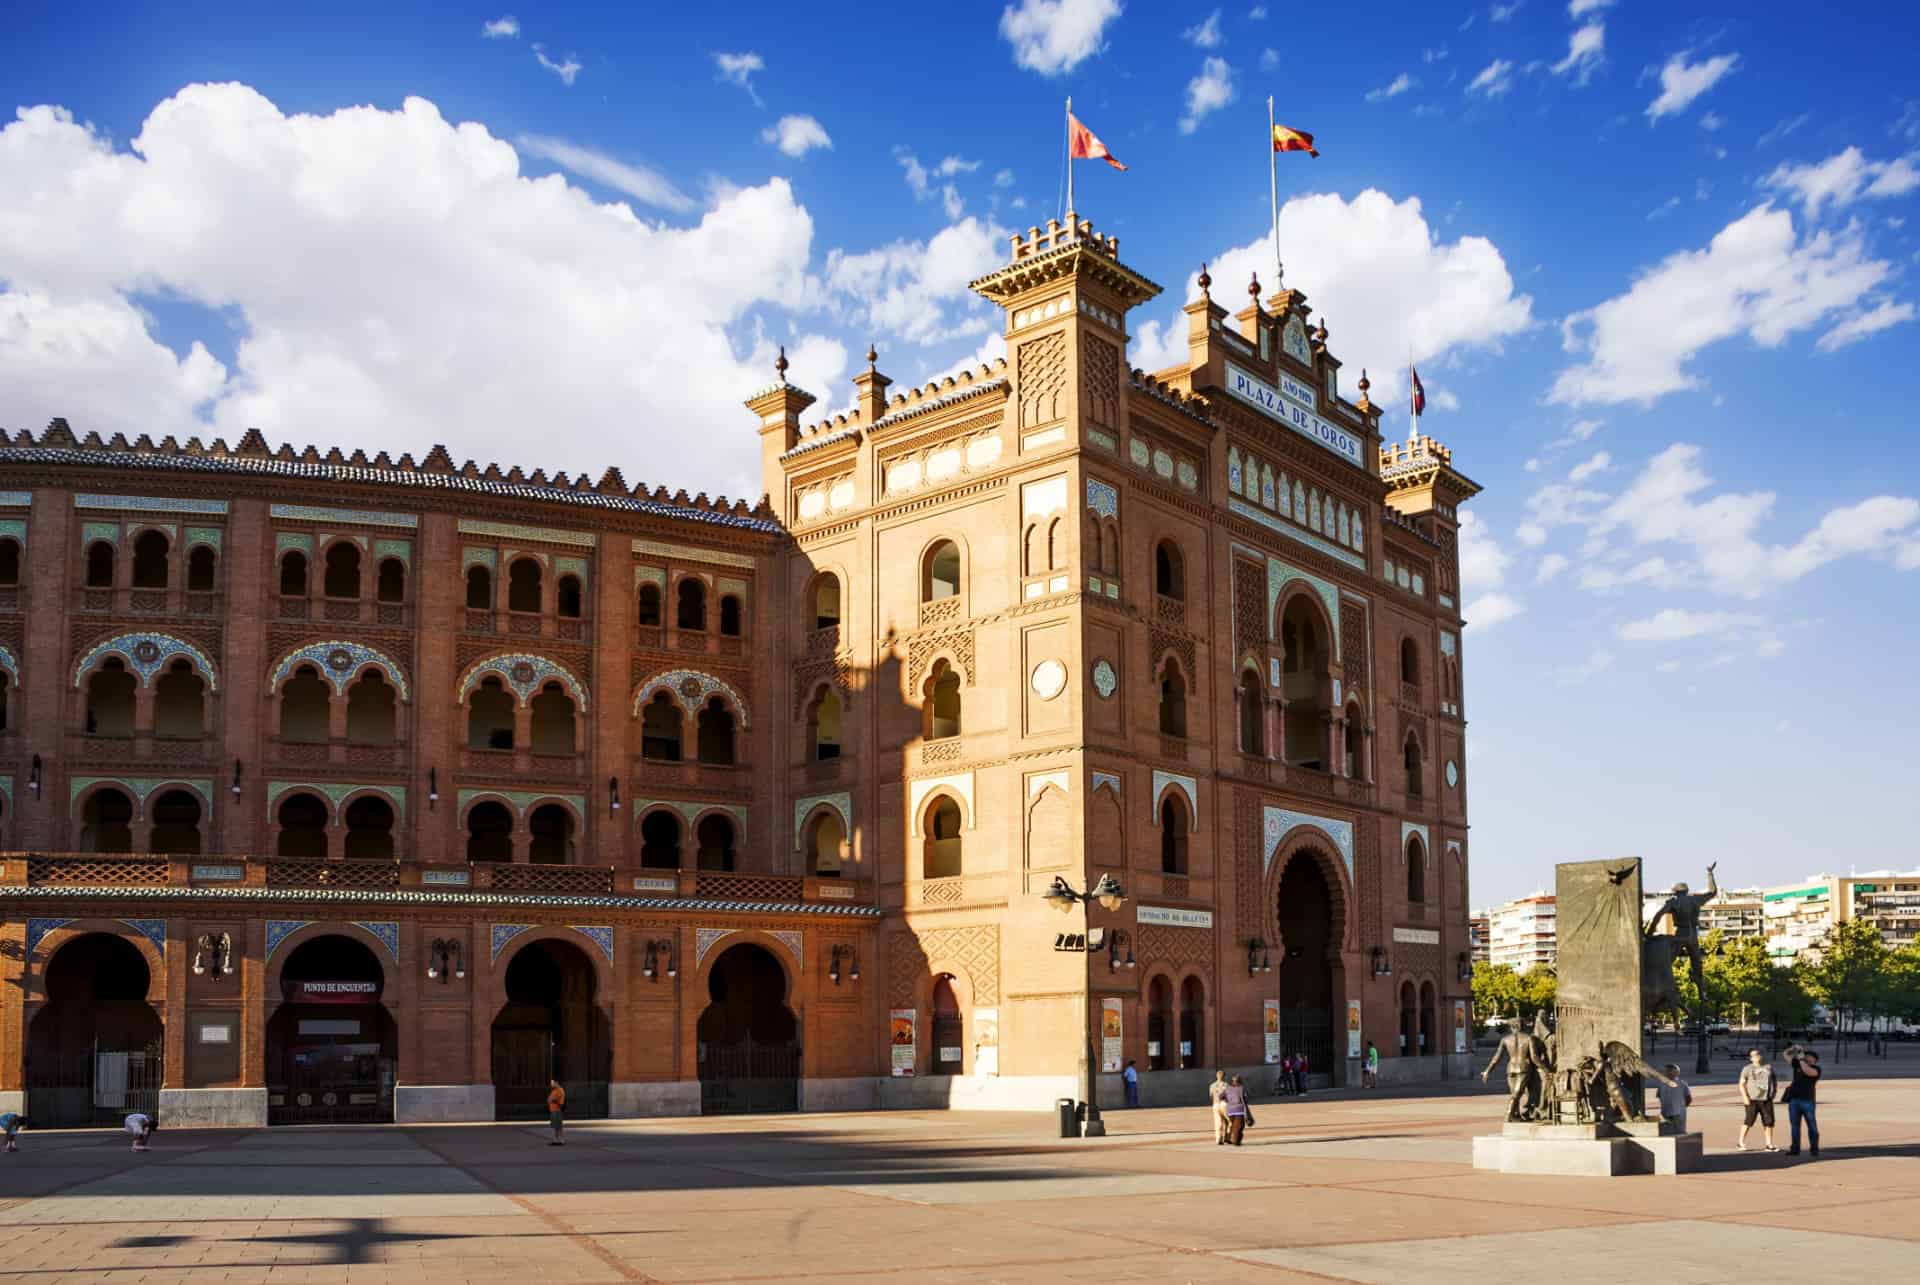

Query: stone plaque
[1555,857,1643,1068]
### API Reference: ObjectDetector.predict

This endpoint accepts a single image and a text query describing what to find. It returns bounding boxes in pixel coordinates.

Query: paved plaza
[1,1061,1915,1283]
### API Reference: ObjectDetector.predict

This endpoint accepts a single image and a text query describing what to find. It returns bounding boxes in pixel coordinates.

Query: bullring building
[0,210,1479,1126]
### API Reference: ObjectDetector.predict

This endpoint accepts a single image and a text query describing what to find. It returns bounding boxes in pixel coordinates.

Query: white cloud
[1757,113,1811,149]
[1536,552,1569,583]
[1700,111,1723,132]
[1646,195,1681,220]
[1656,659,1681,673]
[1490,2,1525,22]
[1568,450,1611,482]
[1568,0,1614,14]
[1762,147,1920,217]
[1367,74,1417,103]
[1577,555,1688,593]
[1898,539,1920,572]
[1817,299,1916,351]
[1129,316,1186,373]
[823,217,1007,346]
[1558,418,1605,444]
[1467,60,1515,99]
[1523,458,1542,474]
[761,115,832,159]
[1260,48,1279,71]
[1184,10,1222,47]
[1646,51,1739,122]
[1557,649,1614,686]
[1249,5,1268,17]
[1550,22,1606,86]
[1424,45,1448,63]
[999,0,1122,75]
[1515,521,1547,545]
[713,51,764,104]
[1459,510,1525,628]
[1181,57,1236,133]
[481,16,519,39]
[533,45,581,86]
[994,168,1015,188]
[1617,608,1760,642]
[518,134,695,212]
[1551,204,1894,406]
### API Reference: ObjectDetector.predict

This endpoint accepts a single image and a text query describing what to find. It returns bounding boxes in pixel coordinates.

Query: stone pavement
[0,1069,1915,1283]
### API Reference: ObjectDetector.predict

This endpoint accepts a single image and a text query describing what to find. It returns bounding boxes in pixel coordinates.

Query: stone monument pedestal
[1472,1120,1702,1177]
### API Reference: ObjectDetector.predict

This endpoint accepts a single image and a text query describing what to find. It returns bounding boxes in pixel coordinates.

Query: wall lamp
[427,937,465,982]
[231,758,244,798]
[192,932,234,977]
[29,754,42,797]
[609,776,621,815]
[830,944,860,984]
[428,767,439,809]
[1246,937,1272,976]
[643,938,677,980]
[1370,945,1392,977]
[1107,930,1137,973]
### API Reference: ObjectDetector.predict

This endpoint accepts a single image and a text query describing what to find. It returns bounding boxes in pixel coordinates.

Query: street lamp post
[1044,873,1126,1137]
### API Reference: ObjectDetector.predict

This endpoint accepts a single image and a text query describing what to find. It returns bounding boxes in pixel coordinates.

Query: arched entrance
[1277,852,1338,1077]
[930,975,963,1075]
[491,939,610,1120]
[697,943,799,1115]
[26,933,162,1126]
[266,934,396,1124]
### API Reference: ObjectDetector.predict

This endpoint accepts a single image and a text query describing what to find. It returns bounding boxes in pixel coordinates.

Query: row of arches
[464,559,584,618]
[81,531,218,591]
[280,545,407,602]
[633,577,744,635]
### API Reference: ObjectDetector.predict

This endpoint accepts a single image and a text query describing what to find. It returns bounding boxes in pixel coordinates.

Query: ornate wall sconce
[642,938,676,980]
[829,944,860,984]
[1370,945,1392,977]
[428,766,439,809]
[28,754,41,798]
[427,937,465,981]
[1245,937,1272,976]
[1107,930,1137,973]
[192,932,234,977]
[609,775,621,814]
[231,758,244,798]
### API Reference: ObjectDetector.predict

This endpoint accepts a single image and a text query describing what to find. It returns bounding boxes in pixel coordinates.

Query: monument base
[1473,1121,1702,1176]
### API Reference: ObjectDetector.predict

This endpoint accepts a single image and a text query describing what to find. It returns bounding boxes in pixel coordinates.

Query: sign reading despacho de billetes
[1555,857,1644,1068]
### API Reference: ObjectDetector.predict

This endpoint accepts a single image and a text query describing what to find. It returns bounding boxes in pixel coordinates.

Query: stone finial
[1197,262,1211,296]
[775,345,789,380]
[1358,368,1370,394]
[1314,318,1329,345]
[1248,271,1261,301]
[865,343,878,368]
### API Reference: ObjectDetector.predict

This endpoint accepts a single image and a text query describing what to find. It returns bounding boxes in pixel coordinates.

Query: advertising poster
[889,1009,915,1077]
[973,1008,999,1076]
[1099,997,1123,1073]
[1263,999,1281,1063]
[1346,999,1362,1059]
[1453,1000,1467,1054]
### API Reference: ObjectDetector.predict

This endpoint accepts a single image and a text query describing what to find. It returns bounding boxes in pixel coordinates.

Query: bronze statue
[1481,1022,1550,1121]
[1596,1039,1678,1121]
[1645,863,1717,1007]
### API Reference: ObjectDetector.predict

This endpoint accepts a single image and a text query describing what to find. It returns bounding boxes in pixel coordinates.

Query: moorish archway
[490,938,610,1120]
[25,932,162,1127]
[697,943,799,1115]
[266,933,396,1124]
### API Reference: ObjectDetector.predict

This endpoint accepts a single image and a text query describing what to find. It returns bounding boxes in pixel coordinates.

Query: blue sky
[4,1,1918,903]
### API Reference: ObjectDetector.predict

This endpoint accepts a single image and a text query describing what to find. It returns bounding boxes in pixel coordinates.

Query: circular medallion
[510,660,537,685]
[1030,659,1068,701]
[1445,759,1459,788]
[326,647,354,672]
[131,640,162,664]
[678,676,704,700]
[321,1091,338,1106]
[296,1092,313,1107]
[1092,659,1117,699]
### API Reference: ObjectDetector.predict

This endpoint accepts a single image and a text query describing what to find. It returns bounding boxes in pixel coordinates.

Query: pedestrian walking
[1222,1074,1249,1145]
[1655,1062,1692,1133]
[1364,1042,1380,1089]
[1294,1051,1309,1095]
[1737,1048,1777,1152]
[124,1112,154,1153]
[546,1078,566,1146]
[1783,1046,1821,1158]
[0,1112,22,1152]
[1122,1059,1140,1109]
[1208,1070,1228,1144]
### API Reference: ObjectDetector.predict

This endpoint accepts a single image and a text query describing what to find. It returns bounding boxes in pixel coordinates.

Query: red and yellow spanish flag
[1069,112,1128,171]
[1272,124,1319,158]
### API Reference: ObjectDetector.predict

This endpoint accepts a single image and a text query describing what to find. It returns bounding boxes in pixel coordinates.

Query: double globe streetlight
[1043,873,1127,1137]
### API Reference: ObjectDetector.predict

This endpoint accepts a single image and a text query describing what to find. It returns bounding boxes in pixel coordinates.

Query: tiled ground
[1,1060,1914,1283]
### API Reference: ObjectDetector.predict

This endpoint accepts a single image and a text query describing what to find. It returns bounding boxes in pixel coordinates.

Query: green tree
[1471,962,1521,1023]
[1714,936,1813,1053]
[1517,965,1557,1023]
[1807,919,1890,1058]
[1886,942,1920,1027]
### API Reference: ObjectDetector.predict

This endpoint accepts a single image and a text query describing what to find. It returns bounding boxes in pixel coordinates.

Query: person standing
[1222,1074,1249,1145]
[1783,1046,1821,1158]
[124,1112,154,1153]
[1655,1062,1692,1133]
[0,1112,21,1152]
[1364,1042,1380,1090]
[1294,1051,1309,1095]
[1273,1054,1292,1097]
[546,1079,566,1146]
[1122,1059,1140,1109]
[1207,1070,1229,1144]
[1737,1048,1777,1152]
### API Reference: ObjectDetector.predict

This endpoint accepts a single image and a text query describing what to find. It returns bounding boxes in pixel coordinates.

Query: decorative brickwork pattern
[1341,601,1368,687]
[888,923,1000,1007]
[907,628,976,692]
[1017,332,1066,428]
[693,872,804,903]
[1235,791,1262,939]
[1233,557,1266,662]
[1082,335,1119,428]
[1139,922,1213,982]
[1148,626,1195,685]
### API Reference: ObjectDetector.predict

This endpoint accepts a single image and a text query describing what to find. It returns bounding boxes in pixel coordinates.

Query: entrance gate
[26,932,164,1127]
[698,943,800,1115]
[27,1042,162,1128]
[490,938,610,1120]
[698,1039,800,1114]
[267,935,397,1125]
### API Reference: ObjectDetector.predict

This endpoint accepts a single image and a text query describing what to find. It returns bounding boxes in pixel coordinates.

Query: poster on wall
[1346,999,1362,1059]
[1453,1000,1467,1054]
[889,1009,916,1077]
[973,1008,999,1076]
[1100,997,1123,1073]
[1263,1000,1281,1063]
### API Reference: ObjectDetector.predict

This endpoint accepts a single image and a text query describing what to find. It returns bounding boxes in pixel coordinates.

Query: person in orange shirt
[546,1079,566,1146]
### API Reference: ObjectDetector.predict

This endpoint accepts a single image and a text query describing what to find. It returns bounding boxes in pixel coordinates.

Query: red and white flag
[1069,112,1127,171]
[1410,364,1426,417]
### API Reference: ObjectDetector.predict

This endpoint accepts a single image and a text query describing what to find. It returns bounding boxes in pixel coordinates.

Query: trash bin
[1057,1097,1078,1138]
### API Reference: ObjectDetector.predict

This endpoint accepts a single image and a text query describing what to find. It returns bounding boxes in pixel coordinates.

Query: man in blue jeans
[1783,1046,1821,1158]
[1122,1059,1140,1108]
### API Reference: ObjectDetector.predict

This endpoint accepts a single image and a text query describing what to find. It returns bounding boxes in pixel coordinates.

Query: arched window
[1406,835,1427,904]
[1280,596,1328,769]
[275,793,329,859]
[1399,980,1418,1056]
[932,976,963,1074]
[813,574,841,629]
[1160,795,1189,874]
[696,696,736,765]
[1155,540,1184,600]
[79,787,135,853]
[637,582,663,626]
[1238,669,1264,756]
[323,542,361,598]
[465,563,491,609]
[131,531,169,589]
[85,541,115,588]
[1148,976,1172,1071]
[528,804,574,865]
[639,810,681,869]
[557,574,583,619]
[279,664,330,744]
[923,797,962,879]
[507,558,542,613]
[1047,516,1064,571]
[467,675,515,751]
[0,537,18,585]
[85,658,136,738]
[1101,522,1119,577]
[806,810,845,877]
[923,540,961,601]
[1344,704,1364,779]
[186,546,216,592]
[528,682,575,756]
[466,800,513,862]
[1404,734,1423,798]
[149,789,202,855]
[926,660,961,739]
[807,687,842,761]
[641,691,683,761]
[675,578,706,630]
[696,815,735,872]
[719,594,742,637]
[153,659,205,738]
[1400,637,1420,687]
[1179,976,1205,1067]
[346,671,397,745]
[280,550,308,596]
[1158,658,1187,738]
[376,558,405,603]
[344,796,395,861]
[1419,980,1438,1057]
[1022,523,1043,577]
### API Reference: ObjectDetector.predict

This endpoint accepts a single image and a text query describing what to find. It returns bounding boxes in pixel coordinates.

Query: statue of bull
[1641,934,1683,1022]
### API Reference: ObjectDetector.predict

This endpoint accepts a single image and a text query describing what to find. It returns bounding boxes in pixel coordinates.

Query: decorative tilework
[631,537,754,569]
[0,491,29,507]
[631,799,748,829]
[455,788,585,819]
[1090,771,1122,796]
[0,643,16,685]
[0,779,10,805]
[373,538,412,567]
[695,927,736,968]
[353,921,400,959]
[1150,770,1199,829]
[634,565,666,590]
[1085,478,1118,519]
[1091,659,1117,698]
[1282,316,1311,364]
[631,669,748,725]
[265,920,314,960]
[459,518,592,547]
[82,521,120,548]
[1231,498,1367,572]
[272,504,416,528]
[555,556,590,585]
[276,532,314,557]
[422,869,471,886]
[74,632,219,689]
[268,781,406,811]
[77,494,229,514]
[1401,822,1430,858]
[26,918,72,958]
[183,526,222,551]
[570,925,615,963]
[0,519,26,545]
[1264,554,1344,661]
[70,776,215,813]
[271,641,410,701]
[769,930,802,969]
[491,923,534,961]
[1262,806,1354,884]
[716,576,747,600]
[461,653,590,710]
[1440,631,1457,657]
[463,546,496,570]
[119,919,166,952]
[792,791,852,846]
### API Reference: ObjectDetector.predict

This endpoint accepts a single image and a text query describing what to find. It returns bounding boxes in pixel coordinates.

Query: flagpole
[1268,95,1283,291]
[1409,353,1415,441]
[1066,96,1074,218]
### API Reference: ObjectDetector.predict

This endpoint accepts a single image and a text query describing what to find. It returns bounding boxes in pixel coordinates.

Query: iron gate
[491,1028,609,1120]
[26,1043,161,1128]
[699,1039,800,1115]
[1278,1005,1334,1079]
[269,1042,395,1125]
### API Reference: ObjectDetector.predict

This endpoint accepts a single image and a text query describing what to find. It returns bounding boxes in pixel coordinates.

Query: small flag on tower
[1410,364,1426,417]
[1069,112,1128,171]
[1271,124,1319,157]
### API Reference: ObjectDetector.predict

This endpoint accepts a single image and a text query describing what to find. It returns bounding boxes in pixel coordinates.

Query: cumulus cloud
[1646,50,1739,122]
[1459,510,1525,628]
[1816,299,1916,351]
[1568,450,1611,482]
[1184,10,1222,47]
[1550,22,1606,86]
[761,115,832,158]
[532,45,581,85]
[1181,57,1236,133]
[481,16,519,39]
[1568,0,1614,14]
[1467,60,1515,99]
[1762,146,1920,217]
[1367,74,1417,103]
[1616,608,1760,642]
[518,134,695,212]
[1536,552,1569,583]
[822,217,1007,346]
[713,51,764,103]
[999,0,1122,75]
[1490,2,1525,21]
[1556,649,1615,686]
[1551,204,1896,406]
